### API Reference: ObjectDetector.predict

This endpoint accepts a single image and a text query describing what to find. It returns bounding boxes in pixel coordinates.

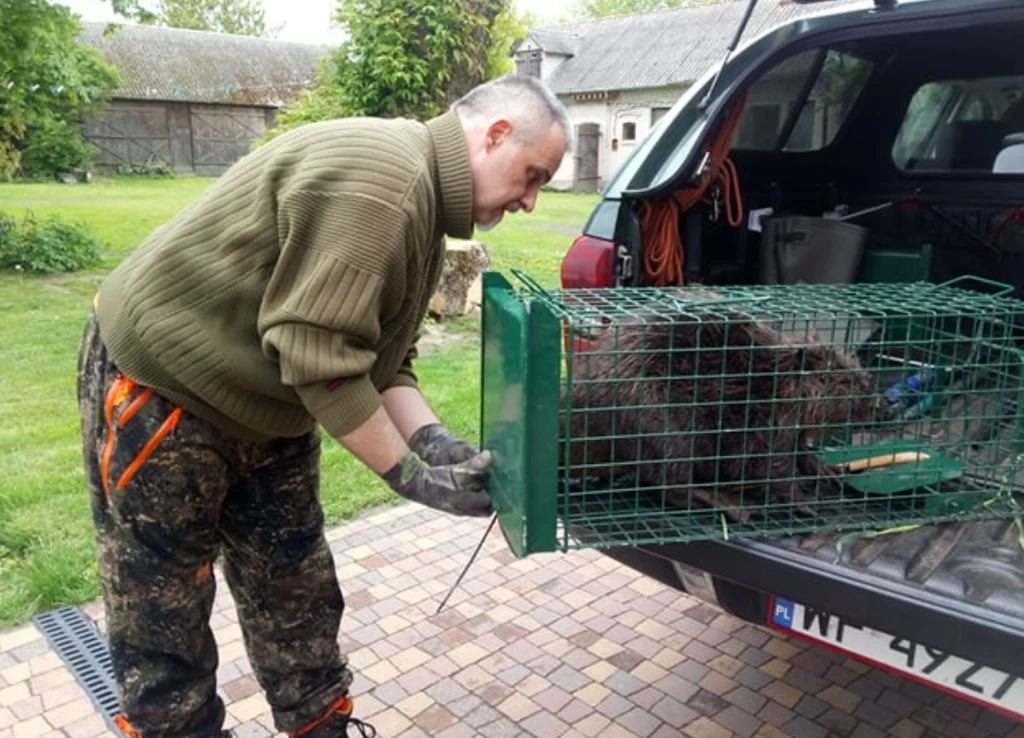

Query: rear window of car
[732,48,873,153]
[892,75,1024,175]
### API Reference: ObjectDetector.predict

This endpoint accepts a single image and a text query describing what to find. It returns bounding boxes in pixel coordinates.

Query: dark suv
[559,0,1024,721]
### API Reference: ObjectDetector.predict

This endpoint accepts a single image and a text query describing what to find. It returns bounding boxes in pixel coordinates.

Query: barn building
[77,22,327,176]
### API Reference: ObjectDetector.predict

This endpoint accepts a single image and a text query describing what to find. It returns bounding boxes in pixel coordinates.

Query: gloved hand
[382,448,493,517]
[408,422,478,466]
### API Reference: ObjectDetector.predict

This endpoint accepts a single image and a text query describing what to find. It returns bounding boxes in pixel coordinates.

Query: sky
[55,0,574,46]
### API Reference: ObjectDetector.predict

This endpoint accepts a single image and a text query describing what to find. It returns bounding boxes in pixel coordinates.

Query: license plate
[768,596,1024,722]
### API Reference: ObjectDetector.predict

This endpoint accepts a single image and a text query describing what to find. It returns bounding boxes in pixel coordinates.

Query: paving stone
[496,664,530,687]
[738,647,773,668]
[548,665,591,693]
[783,715,830,738]
[556,698,593,725]
[940,718,988,738]
[876,688,920,718]
[724,686,768,715]
[462,704,502,729]
[519,710,569,738]
[794,694,829,720]
[605,670,647,697]
[715,705,762,738]
[735,667,774,692]
[595,692,634,719]
[896,680,941,706]
[792,650,831,676]
[478,682,515,708]
[650,695,699,729]
[783,666,831,695]
[532,685,572,714]
[683,716,733,738]
[757,699,795,728]
[478,716,522,738]
[673,660,711,684]
[824,664,859,687]
[686,689,730,718]
[934,694,981,724]
[735,626,772,648]
[814,707,859,737]
[887,718,925,738]
[424,678,469,705]
[974,709,1020,737]
[617,706,663,737]
[608,649,646,674]
[760,681,802,710]
[908,706,949,733]
[848,676,886,702]
[849,724,887,738]
[854,700,901,730]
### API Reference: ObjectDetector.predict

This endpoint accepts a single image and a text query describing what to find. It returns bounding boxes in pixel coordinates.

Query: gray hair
[453,74,573,153]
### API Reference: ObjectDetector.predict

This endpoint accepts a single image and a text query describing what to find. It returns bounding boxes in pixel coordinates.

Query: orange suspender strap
[289,694,355,738]
[100,374,184,496]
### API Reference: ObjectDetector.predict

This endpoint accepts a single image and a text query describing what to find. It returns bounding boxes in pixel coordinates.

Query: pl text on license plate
[769,597,1024,721]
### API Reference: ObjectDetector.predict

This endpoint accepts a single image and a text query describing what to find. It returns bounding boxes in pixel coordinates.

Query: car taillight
[560,234,616,359]
[561,234,615,289]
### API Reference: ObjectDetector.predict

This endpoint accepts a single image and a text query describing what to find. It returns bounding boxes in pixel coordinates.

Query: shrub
[116,156,175,178]
[0,212,105,275]
[18,118,99,180]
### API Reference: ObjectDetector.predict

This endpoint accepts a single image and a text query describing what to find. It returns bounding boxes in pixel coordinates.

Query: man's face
[469,119,567,231]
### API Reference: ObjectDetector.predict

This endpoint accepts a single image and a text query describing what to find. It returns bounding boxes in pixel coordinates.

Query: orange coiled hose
[640,92,749,287]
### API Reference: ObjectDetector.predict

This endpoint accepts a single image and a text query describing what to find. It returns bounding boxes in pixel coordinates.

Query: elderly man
[76,73,570,738]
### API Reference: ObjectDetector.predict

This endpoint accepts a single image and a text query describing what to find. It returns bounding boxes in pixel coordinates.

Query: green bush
[19,118,98,180]
[0,212,105,274]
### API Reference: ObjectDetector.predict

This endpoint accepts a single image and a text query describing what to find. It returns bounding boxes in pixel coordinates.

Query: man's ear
[486,119,513,150]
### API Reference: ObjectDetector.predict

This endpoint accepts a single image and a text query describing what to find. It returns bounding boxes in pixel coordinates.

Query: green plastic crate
[479,271,1024,558]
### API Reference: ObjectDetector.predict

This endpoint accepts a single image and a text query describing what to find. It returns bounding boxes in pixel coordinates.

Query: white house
[515,0,862,192]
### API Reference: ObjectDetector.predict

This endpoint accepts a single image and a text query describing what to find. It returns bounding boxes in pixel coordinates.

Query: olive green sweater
[96,110,474,442]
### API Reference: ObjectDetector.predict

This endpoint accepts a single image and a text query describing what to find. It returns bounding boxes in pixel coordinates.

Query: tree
[156,0,274,37]
[486,8,536,78]
[0,0,122,179]
[574,0,711,19]
[260,0,510,143]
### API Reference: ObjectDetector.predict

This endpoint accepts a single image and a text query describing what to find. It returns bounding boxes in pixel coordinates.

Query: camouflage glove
[408,423,478,466]
[382,449,493,517]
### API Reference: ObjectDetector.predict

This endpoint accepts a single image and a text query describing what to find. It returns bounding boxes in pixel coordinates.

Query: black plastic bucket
[759,215,868,285]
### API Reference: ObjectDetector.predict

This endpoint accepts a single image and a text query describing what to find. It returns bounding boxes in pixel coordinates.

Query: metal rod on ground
[436,512,498,614]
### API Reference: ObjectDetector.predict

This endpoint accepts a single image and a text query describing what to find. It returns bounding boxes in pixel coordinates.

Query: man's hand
[382,449,493,517]
[408,422,478,466]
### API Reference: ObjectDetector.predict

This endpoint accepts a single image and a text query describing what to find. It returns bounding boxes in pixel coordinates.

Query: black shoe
[288,696,376,738]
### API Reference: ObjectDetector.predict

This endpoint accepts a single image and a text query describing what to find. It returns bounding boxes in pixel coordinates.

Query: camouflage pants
[76,311,353,738]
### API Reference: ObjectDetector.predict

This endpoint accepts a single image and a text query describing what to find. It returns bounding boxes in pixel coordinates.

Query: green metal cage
[479,271,1024,558]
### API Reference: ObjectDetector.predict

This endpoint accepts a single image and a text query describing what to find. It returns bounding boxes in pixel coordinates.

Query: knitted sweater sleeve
[389,332,421,390]
[259,188,408,439]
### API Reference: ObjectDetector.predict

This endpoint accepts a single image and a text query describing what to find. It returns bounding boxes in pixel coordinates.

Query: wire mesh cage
[479,270,1024,558]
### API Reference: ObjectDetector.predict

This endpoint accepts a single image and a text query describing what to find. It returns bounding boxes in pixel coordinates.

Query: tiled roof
[525,0,866,95]
[77,21,328,107]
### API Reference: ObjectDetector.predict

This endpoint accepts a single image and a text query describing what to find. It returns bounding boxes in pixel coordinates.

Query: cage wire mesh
[480,271,1024,554]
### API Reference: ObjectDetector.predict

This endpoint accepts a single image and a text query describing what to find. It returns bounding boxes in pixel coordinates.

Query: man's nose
[521,190,538,213]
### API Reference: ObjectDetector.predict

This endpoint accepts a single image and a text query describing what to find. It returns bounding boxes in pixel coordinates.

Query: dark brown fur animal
[559,304,880,522]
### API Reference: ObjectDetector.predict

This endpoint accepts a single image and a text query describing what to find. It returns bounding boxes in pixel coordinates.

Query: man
[76,73,570,738]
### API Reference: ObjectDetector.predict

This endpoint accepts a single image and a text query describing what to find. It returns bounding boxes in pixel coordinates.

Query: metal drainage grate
[33,606,121,732]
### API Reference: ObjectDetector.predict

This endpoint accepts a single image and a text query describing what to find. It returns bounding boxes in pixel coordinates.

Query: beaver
[558,299,882,522]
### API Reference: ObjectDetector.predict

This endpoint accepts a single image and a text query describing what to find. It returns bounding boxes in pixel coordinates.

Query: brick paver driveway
[1,504,1021,738]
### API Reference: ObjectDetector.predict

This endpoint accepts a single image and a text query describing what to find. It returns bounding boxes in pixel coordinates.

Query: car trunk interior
[630,18,1024,298]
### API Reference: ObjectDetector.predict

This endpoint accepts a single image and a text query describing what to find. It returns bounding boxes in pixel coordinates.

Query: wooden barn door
[81,101,175,172]
[573,123,601,194]
[189,105,268,176]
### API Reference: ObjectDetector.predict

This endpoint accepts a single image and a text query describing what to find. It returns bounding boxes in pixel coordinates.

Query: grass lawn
[0,176,599,628]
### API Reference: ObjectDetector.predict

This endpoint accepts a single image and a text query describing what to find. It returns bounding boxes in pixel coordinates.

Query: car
[557,0,1024,722]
